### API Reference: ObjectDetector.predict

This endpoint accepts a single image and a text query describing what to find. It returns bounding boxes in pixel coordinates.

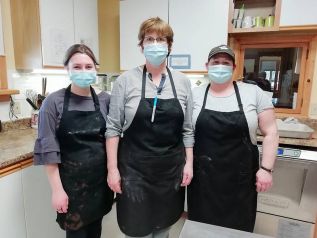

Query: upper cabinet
[228,0,281,33]
[11,0,99,69]
[169,0,228,71]
[120,0,229,71]
[280,0,317,26]
[120,0,169,70]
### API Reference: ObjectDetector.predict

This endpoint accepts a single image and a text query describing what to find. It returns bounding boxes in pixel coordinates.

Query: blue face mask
[143,43,168,67]
[69,71,97,88]
[208,65,233,84]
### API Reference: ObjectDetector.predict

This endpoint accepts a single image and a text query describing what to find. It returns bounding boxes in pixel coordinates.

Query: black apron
[117,66,185,237]
[187,82,259,232]
[56,85,114,231]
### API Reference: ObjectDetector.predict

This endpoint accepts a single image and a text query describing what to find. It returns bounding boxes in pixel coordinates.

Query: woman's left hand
[256,169,273,192]
[181,162,193,186]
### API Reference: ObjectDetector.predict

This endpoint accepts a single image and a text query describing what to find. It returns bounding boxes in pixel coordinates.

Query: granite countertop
[1,118,317,171]
[0,128,37,169]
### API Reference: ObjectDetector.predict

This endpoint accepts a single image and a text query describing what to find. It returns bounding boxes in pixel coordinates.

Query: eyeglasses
[143,36,167,44]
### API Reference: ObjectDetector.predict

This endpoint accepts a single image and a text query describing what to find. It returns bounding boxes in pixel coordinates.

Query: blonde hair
[138,17,173,53]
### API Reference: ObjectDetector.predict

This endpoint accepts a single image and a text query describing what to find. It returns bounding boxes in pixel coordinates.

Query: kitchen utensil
[26,98,38,110]
[42,77,47,96]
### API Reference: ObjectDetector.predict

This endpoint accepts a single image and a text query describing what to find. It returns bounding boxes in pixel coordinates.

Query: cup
[265,15,275,27]
[236,18,242,28]
[31,110,39,129]
[242,16,255,28]
[254,16,264,27]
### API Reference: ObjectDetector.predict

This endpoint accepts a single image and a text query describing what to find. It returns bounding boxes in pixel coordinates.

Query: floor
[101,204,186,238]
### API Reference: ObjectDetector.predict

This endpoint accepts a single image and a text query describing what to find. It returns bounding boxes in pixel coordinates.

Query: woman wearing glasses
[106,17,194,238]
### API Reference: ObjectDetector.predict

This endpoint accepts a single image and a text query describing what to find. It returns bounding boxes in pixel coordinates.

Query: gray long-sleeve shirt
[33,88,110,165]
[106,66,194,147]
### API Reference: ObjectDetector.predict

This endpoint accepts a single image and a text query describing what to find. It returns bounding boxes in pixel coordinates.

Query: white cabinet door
[74,0,99,61]
[0,171,27,238]
[280,0,317,26]
[169,0,229,71]
[22,165,64,238]
[120,0,169,70]
[39,0,74,66]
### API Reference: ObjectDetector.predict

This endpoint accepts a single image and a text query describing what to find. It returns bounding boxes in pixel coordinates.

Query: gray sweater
[33,88,110,165]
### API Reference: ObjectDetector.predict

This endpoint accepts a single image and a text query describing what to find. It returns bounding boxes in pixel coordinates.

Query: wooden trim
[0,89,20,95]
[0,95,10,101]
[0,158,33,177]
[0,56,7,89]
[280,25,317,32]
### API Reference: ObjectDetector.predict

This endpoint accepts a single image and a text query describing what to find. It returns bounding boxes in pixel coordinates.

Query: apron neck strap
[63,85,100,113]
[233,81,243,112]
[202,81,243,112]
[142,65,177,99]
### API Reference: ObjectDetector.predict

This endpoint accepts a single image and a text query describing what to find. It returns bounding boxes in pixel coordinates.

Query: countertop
[1,125,317,171]
[0,128,37,169]
[179,220,274,238]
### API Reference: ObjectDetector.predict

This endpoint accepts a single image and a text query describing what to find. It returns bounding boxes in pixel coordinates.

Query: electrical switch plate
[13,101,21,115]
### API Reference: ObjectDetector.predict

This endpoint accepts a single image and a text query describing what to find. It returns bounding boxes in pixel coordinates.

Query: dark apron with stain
[56,85,114,231]
[117,66,185,237]
[187,82,259,232]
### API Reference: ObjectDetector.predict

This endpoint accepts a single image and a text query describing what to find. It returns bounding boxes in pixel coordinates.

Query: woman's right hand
[52,189,68,213]
[107,168,122,194]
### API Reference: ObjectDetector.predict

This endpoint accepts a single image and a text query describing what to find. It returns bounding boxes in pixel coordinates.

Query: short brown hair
[138,17,174,53]
[63,44,99,66]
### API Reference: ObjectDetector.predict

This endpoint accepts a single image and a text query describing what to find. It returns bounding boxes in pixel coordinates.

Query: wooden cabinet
[280,0,317,26]
[0,170,27,238]
[119,0,169,70]
[228,0,281,33]
[11,0,99,69]
[169,0,228,71]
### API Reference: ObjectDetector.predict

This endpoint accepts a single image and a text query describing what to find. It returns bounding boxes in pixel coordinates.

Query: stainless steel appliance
[255,145,317,238]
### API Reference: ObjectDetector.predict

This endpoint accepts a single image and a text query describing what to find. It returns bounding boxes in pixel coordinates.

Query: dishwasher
[255,144,317,238]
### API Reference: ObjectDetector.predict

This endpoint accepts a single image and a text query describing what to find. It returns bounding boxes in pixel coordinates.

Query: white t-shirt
[192,82,273,145]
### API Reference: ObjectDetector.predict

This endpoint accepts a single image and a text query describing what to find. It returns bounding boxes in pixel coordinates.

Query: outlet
[13,101,21,115]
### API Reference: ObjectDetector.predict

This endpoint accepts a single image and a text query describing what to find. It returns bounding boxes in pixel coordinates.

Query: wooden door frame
[229,33,317,117]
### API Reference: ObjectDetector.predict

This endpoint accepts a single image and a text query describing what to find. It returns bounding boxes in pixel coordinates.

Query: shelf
[0,89,20,96]
[230,26,278,33]
[228,0,281,34]
[0,89,20,101]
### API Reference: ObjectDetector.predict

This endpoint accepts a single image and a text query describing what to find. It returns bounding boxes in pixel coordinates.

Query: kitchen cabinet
[11,0,99,69]
[22,165,64,238]
[0,170,27,238]
[74,0,99,61]
[120,0,169,70]
[169,0,228,71]
[120,0,228,71]
[228,0,281,33]
[280,0,317,26]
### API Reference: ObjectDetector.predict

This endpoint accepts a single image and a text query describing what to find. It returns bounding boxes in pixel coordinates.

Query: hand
[107,168,122,194]
[52,189,68,213]
[181,161,193,186]
[256,168,273,192]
